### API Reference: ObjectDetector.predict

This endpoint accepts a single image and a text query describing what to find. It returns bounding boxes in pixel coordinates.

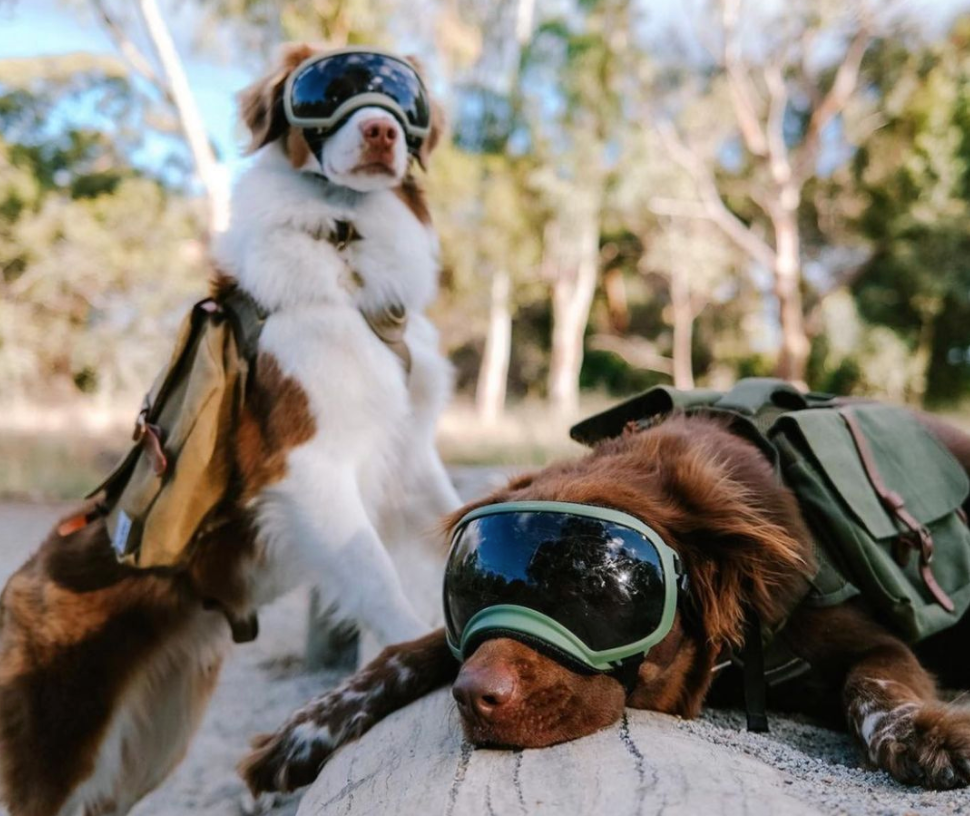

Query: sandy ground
[0,469,968,815]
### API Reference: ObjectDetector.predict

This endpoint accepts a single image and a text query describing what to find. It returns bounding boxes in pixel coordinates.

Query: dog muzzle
[443,501,687,685]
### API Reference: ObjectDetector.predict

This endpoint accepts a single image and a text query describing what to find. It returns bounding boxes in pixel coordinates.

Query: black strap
[609,656,645,696]
[221,287,268,363]
[741,607,769,733]
[331,219,361,249]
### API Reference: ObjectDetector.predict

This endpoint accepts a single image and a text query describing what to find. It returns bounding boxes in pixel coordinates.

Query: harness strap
[362,303,413,375]
[740,607,770,733]
[839,409,955,612]
[331,219,360,250]
[222,288,268,362]
[320,216,412,377]
[609,656,645,696]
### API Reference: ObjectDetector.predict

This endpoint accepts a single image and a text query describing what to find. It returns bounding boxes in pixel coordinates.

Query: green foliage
[7,1,970,419]
[0,55,205,401]
[849,18,970,404]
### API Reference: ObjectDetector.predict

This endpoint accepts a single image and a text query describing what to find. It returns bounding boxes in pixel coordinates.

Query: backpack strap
[220,287,268,364]
[839,408,955,612]
[85,298,222,502]
[570,386,722,446]
[362,303,412,375]
[740,607,769,732]
[714,377,809,415]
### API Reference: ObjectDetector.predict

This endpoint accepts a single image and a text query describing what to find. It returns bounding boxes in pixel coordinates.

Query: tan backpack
[88,288,266,570]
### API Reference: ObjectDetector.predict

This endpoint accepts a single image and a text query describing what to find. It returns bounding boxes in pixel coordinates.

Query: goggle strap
[608,655,645,696]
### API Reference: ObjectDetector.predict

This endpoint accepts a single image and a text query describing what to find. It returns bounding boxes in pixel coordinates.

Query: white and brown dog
[0,44,458,816]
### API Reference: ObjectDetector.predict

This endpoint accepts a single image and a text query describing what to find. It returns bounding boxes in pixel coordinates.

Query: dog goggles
[443,501,684,675]
[284,48,431,154]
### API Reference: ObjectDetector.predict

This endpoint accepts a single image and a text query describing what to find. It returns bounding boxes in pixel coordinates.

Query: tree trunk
[135,0,230,234]
[548,212,600,417]
[771,208,810,387]
[602,266,630,334]
[669,260,695,390]
[475,266,512,425]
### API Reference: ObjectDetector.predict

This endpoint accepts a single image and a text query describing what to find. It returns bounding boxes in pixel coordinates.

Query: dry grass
[435,398,600,467]
[5,395,967,500]
[0,397,606,499]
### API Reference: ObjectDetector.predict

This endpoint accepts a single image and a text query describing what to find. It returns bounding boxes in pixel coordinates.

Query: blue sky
[0,0,252,174]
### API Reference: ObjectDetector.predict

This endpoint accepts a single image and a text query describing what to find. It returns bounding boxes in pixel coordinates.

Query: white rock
[296,688,824,816]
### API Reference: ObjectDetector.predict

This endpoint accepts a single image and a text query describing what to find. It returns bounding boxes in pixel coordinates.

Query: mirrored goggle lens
[288,52,430,132]
[444,511,668,654]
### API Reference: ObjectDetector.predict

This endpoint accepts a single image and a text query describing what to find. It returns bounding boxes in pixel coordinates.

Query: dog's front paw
[238,720,335,795]
[867,704,970,789]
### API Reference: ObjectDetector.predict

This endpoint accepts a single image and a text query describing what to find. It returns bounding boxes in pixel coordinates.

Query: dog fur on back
[0,43,459,816]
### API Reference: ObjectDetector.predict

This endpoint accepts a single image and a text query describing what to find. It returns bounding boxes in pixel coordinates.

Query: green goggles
[443,501,685,679]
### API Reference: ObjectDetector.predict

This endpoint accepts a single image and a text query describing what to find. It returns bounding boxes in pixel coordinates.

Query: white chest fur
[214,146,459,645]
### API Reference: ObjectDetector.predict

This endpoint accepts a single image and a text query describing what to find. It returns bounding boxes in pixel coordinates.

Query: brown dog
[240,412,970,794]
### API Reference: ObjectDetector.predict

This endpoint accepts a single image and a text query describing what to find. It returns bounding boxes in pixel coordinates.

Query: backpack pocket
[95,303,243,568]
[773,404,970,642]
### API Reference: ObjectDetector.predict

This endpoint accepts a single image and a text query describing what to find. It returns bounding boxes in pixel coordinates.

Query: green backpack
[571,378,970,648]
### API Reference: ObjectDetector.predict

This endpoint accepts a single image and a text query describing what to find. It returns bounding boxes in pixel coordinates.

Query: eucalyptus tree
[84,0,230,233]
[0,54,205,399]
[653,0,878,386]
[521,0,640,416]
[848,15,970,404]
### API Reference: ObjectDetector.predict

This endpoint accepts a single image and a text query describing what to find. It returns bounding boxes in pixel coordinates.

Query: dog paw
[238,721,334,795]
[868,704,970,789]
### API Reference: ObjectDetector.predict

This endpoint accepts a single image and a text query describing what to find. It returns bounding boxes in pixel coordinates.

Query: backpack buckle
[133,416,168,477]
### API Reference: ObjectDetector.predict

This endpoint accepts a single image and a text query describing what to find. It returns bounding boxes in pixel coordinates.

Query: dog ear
[239,43,317,154]
[405,55,446,171]
[647,421,815,648]
[542,420,814,649]
[416,101,446,171]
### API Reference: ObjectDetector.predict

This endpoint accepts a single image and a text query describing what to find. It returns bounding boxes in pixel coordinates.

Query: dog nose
[453,664,517,721]
[360,118,397,148]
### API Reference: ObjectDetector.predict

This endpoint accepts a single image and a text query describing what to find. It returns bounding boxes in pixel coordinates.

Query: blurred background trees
[3,0,970,467]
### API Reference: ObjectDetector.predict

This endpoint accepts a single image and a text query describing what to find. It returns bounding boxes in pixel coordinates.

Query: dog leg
[783,603,970,789]
[843,643,970,789]
[264,468,429,645]
[239,629,457,794]
[412,448,462,520]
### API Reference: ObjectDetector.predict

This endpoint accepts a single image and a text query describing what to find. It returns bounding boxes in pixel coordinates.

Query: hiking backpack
[87,288,266,571]
[571,378,970,726]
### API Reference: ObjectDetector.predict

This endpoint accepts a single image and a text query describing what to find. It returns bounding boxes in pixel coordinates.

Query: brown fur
[241,410,970,794]
[235,354,317,503]
[0,515,192,815]
[0,351,316,815]
[394,175,433,224]
[238,43,317,157]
